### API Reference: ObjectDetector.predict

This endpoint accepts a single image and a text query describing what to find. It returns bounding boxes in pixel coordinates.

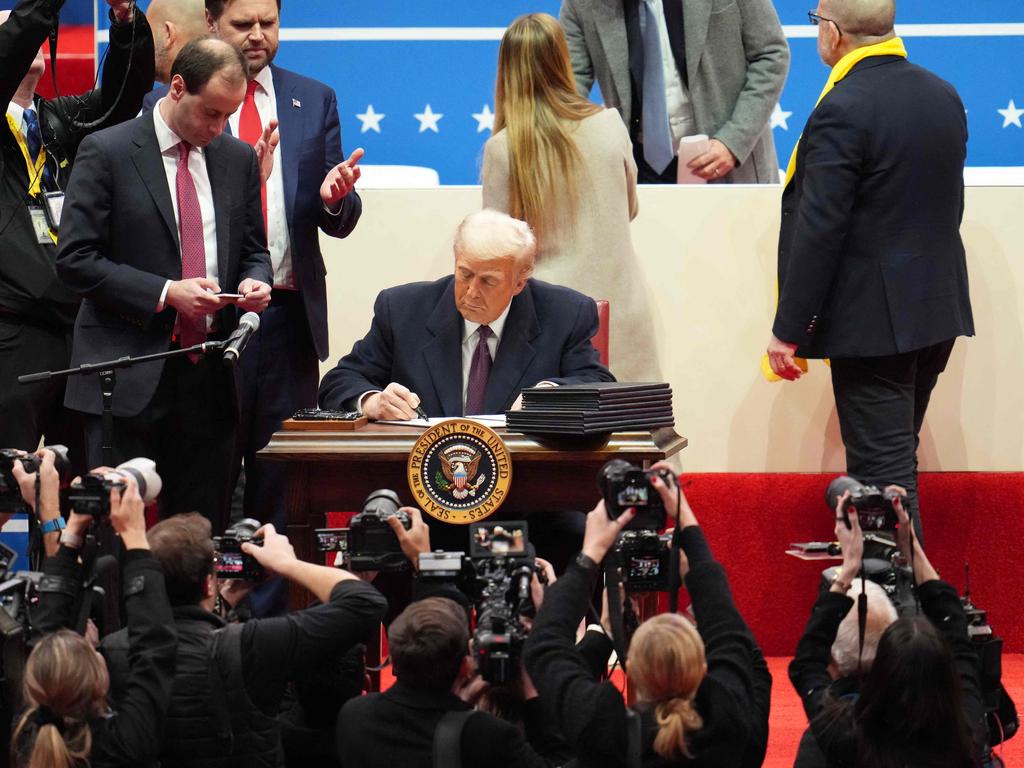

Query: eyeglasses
[808,10,843,36]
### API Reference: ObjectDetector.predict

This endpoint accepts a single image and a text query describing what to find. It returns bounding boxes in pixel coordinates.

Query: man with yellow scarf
[765,0,974,539]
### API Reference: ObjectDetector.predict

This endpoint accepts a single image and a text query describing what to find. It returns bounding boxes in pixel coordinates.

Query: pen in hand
[415,406,429,421]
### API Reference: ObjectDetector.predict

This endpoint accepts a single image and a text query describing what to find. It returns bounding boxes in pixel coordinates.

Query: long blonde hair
[12,630,109,768]
[628,614,707,760]
[493,13,602,241]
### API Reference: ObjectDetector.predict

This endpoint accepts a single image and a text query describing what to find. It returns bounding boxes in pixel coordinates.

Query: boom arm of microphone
[222,312,261,364]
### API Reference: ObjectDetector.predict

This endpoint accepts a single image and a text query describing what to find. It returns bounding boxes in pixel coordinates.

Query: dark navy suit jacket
[774,56,974,359]
[55,113,272,417]
[143,64,361,360]
[318,276,615,417]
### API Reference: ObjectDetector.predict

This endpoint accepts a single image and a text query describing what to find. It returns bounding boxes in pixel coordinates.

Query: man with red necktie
[57,39,273,529]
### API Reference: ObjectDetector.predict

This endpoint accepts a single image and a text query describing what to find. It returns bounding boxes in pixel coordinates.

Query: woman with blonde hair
[523,463,771,767]
[483,13,661,383]
[11,475,177,768]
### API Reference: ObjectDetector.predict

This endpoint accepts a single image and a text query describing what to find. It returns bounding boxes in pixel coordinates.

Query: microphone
[222,312,260,364]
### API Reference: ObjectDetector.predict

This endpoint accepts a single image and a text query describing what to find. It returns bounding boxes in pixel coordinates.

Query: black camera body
[826,475,906,532]
[419,521,541,685]
[613,530,673,592]
[598,459,673,530]
[0,445,71,513]
[348,490,412,572]
[213,519,264,581]
[66,458,162,518]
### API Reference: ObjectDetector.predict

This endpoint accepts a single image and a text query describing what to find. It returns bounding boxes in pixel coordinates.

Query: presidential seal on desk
[407,419,512,524]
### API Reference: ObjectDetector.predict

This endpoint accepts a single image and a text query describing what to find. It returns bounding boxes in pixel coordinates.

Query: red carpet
[35,25,95,99]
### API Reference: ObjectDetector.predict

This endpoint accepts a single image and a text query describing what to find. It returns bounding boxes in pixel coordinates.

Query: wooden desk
[260,423,686,598]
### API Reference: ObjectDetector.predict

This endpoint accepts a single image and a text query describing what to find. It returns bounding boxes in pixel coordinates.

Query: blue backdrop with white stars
[97,0,1023,184]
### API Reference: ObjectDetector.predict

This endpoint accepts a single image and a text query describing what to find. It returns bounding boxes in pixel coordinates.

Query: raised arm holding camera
[12,473,178,768]
[788,490,986,768]
[523,465,771,768]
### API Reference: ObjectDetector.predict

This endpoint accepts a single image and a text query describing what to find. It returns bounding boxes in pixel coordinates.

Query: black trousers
[830,339,956,541]
[84,351,237,531]
[235,291,319,616]
[0,317,86,471]
[633,142,679,184]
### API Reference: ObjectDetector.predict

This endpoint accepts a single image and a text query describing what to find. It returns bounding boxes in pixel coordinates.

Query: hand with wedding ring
[688,138,738,180]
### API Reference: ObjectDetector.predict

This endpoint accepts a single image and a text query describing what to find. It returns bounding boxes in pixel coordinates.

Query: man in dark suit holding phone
[56,39,272,529]
[766,0,974,536]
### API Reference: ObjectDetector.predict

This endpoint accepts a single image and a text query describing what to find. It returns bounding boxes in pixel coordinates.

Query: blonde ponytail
[653,696,704,760]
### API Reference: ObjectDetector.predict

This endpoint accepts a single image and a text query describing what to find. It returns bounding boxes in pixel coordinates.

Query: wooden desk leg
[285,463,316,610]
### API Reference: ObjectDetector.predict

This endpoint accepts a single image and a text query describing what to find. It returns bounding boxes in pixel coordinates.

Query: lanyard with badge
[6,111,61,244]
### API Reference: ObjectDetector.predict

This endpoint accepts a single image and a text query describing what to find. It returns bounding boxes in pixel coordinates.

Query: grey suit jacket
[560,0,789,183]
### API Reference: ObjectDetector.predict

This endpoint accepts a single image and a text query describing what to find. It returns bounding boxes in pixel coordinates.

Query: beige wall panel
[320,185,1024,472]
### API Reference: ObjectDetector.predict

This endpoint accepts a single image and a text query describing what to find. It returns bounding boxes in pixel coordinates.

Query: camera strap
[605,553,630,666]
[432,710,479,768]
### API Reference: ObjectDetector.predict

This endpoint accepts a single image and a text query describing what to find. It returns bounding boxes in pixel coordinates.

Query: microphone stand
[18,340,226,466]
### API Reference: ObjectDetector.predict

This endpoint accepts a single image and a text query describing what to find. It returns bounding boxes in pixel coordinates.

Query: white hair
[453,209,536,275]
[831,579,899,677]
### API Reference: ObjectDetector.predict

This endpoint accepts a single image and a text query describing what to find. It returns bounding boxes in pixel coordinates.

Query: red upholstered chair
[592,299,610,367]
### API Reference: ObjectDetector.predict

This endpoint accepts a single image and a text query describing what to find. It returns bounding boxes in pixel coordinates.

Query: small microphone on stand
[222,312,261,364]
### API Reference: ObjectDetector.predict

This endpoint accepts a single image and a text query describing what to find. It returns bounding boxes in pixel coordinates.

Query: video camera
[826,475,907,532]
[418,521,544,685]
[66,458,162,517]
[213,519,264,581]
[0,446,72,513]
[315,490,412,573]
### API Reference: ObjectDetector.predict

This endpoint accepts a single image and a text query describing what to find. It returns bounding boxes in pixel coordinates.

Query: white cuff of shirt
[356,390,381,415]
[156,280,171,312]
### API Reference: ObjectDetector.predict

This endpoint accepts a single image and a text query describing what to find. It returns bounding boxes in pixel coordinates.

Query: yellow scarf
[761,37,908,382]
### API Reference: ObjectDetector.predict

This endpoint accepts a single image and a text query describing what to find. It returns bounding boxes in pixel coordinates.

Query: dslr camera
[347,490,412,572]
[0,445,72,513]
[826,475,907,532]
[613,530,673,592]
[419,521,543,685]
[598,458,674,530]
[67,458,162,517]
[213,519,264,581]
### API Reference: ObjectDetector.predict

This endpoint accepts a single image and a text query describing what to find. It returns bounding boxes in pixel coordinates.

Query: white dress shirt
[461,301,512,411]
[7,101,27,138]
[153,99,219,325]
[228,66,294,289]
[648,0,699,147]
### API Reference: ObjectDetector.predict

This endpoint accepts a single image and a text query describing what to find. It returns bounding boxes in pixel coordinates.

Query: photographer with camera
[4,447,67,559]
[788,489,986,768]
[0,0,154,461]
[12,473,177,768]
[523,464,772,768]
[97,514,386,768]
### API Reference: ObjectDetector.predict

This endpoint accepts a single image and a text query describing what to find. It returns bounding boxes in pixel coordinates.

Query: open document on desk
[376,415,507,428]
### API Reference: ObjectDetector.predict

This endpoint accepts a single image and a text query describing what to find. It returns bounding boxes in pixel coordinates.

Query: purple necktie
[465,325,493,415]
[176,140,207,362]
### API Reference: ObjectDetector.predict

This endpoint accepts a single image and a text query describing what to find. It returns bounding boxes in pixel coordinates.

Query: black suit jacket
[56,112,273,416]
[336,681,554,768]
[143,64,361,361]
[0,0,154,327]
[317,276,615,416]
[774,56,974,359]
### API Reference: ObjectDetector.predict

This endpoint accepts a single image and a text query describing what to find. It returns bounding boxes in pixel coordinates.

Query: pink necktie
[465,325,493,415]
[176,140,207,362]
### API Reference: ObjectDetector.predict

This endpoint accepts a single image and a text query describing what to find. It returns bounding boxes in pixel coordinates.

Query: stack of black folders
[506,382,674,435]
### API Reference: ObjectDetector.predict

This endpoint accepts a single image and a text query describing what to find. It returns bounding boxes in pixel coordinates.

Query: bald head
[822,0,896,38]
[147,0,209,83]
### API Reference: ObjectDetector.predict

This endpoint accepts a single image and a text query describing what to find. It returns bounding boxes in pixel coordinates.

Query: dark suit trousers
[0,317,86,472]
[633,142,679,184]
[830,339,956,541]
[236,290,318,616]
[84,350,237,531]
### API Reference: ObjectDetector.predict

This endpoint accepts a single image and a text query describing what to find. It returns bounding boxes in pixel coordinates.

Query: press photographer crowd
[0,446,1018,768]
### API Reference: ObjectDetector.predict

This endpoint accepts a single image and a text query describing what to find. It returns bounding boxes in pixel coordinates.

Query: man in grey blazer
[560,0,789,184]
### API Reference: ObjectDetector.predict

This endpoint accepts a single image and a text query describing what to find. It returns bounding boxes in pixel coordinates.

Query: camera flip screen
[617,482,650,508]
[628,556,662,579]
[215,551,245,576]
[470,521,529,558]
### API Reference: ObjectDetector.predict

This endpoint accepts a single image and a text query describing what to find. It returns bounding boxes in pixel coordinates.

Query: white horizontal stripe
[95,22,1024,44]
[1,519,28,533]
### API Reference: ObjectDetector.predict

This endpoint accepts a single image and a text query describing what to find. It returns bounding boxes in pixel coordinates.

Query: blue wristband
[40,516,67,535]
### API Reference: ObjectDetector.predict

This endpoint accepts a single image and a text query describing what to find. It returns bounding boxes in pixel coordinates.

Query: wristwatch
[39,516,67,535]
